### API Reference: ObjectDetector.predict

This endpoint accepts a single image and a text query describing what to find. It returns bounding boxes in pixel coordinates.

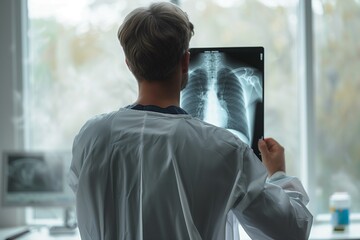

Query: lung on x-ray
[181,47,264,159]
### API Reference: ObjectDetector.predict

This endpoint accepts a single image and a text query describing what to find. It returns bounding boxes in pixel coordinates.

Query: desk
[0,226,80,240]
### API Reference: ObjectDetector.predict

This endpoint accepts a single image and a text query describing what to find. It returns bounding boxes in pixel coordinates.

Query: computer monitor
[1,151,75,207]
[180,47,264,159]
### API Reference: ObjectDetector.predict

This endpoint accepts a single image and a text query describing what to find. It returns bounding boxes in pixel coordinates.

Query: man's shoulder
[76,111,119,139]
[77,108,145,137]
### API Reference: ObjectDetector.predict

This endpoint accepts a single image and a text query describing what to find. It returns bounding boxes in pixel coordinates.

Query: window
[313,0,360,214]
[26,0,141,151]
[27,0,301,175]
[24,0,360,221]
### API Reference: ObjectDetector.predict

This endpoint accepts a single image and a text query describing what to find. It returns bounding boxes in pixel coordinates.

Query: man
[69,2,313,239]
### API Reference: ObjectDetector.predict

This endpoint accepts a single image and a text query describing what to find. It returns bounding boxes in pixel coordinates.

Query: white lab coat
[69,108,312,240]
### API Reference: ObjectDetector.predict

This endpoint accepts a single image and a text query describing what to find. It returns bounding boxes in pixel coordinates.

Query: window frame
[298,0,316,213]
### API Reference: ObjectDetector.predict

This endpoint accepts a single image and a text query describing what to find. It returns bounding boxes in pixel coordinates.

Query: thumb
[258,139,269,159]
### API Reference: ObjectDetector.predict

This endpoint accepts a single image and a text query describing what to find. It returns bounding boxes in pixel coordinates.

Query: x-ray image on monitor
[7,154,62,193]
[181,47,264,159]
[2,151,75,207]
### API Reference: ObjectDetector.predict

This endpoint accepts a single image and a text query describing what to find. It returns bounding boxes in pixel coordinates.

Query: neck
[134,56,188,108]
[136,79,181,108]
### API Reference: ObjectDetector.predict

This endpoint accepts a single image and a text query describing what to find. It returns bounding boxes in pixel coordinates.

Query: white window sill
[309,213,360,240]
[309,222,360,240]
[239,222,360,240]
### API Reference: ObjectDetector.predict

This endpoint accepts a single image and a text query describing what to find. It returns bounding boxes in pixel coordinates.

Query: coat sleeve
[231,147,313,240]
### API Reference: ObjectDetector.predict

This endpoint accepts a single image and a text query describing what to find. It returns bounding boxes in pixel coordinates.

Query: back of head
[118,2,194,82]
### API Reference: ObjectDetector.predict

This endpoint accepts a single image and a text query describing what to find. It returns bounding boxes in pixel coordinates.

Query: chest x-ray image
[181,47,264,159]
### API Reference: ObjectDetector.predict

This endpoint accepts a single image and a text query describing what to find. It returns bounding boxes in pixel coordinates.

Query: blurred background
[0,0,359,229]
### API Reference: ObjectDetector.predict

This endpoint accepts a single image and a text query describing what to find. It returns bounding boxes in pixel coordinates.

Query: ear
[181,51,190,74]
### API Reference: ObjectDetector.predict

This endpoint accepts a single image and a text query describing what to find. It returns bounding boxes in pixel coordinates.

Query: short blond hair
[118,2,194,81]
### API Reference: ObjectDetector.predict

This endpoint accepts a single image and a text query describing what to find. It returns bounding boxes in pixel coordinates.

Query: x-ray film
[181,47,264,159]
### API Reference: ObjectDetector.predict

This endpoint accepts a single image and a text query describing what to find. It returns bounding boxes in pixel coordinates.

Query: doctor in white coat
[69,2,313,239]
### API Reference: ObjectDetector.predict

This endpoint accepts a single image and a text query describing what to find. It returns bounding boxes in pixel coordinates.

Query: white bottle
[329,192,351,231]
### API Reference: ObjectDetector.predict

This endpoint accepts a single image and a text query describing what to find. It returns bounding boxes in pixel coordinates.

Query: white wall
[0,0,26,227]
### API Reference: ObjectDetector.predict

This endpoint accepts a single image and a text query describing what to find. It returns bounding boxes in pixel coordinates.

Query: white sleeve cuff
[267,171,286,182]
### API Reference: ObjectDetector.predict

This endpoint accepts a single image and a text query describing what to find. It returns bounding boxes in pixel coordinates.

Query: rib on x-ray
[181,48,264,159]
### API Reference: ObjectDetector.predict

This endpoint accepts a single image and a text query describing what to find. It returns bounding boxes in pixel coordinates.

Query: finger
[258,139,269,159]
[263,138,277,147]
[263,138,282,151]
